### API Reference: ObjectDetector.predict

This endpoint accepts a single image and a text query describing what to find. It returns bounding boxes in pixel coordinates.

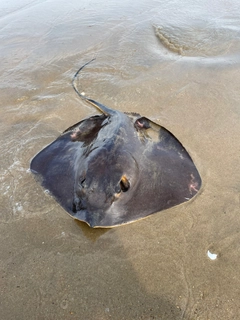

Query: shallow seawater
[1,0,240,319]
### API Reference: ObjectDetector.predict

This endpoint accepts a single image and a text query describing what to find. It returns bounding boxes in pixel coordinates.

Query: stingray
[30,59,201,228]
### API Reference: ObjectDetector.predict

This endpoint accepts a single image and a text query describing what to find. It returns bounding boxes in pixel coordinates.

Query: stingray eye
[134,117,150,130]
[120,175,130,192]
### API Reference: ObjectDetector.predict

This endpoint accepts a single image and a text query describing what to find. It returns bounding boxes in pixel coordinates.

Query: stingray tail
[72,58,95,98]
[72,59,117,117]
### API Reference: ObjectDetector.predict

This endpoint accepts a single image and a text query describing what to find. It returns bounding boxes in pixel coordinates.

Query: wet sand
[1,0,240,319]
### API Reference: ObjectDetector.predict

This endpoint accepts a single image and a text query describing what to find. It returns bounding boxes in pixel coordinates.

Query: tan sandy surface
[1,1,240,319]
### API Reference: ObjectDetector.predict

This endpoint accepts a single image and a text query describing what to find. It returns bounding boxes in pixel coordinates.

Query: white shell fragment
[207,250,218,260]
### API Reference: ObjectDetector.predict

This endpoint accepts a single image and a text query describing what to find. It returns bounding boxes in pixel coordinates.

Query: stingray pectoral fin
[142,123,202,208]
[30,133,81,214]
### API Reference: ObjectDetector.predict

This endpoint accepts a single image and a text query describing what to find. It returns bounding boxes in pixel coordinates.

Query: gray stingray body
[30,61,201,228]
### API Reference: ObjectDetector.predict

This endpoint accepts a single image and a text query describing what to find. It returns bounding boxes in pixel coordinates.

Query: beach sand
[1,0,240,319]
